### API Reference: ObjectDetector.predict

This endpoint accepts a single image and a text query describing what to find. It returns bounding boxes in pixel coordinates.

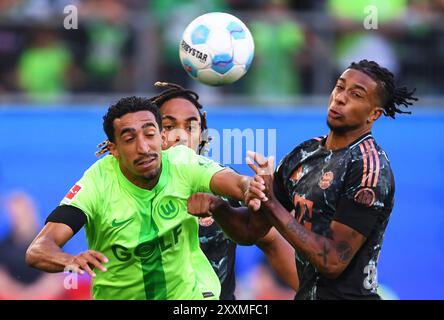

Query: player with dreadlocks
[149,82,298,299]
[189,59,418,300]
[243,59,418,299]
[27,94,262,300]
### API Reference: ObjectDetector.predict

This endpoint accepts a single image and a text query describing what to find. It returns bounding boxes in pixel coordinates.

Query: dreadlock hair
[96,96,162,157]
[348,60,418,119]
[150,81,210,155]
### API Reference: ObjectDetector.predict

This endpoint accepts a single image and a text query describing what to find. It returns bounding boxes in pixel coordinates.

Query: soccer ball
[179,12,254,86]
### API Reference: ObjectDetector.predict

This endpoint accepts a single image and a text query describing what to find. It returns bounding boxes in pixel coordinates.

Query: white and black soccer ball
[179,12,254,86]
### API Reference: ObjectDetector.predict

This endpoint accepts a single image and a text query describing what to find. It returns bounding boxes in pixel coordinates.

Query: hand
[187,193,219,218]
[245,151,275,211]
[66,250,109,278]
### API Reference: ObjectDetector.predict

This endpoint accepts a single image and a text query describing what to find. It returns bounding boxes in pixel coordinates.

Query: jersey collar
[114,156,168,198]
[348,132,373,149]
[320,132,373,151]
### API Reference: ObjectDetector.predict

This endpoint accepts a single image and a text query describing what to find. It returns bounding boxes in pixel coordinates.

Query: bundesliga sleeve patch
[62,184,83,204]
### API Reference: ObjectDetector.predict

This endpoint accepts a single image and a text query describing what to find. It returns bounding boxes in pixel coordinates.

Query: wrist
[262,197,279,213]
[60,253,77,270]
[209,196,226,213]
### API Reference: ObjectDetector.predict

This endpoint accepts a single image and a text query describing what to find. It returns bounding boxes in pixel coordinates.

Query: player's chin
[143,164,161,180]
[136,159,160,177]
[327,118,347,132]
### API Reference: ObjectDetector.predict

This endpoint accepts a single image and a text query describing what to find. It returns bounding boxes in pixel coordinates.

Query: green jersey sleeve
[165,145,225,194]
[60,161,102,222]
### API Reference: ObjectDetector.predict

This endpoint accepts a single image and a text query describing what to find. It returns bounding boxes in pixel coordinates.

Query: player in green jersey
[150,82,298,296]
[25,96,251,300]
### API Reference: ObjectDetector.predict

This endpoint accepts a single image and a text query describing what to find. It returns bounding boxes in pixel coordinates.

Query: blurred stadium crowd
[0,0,443,103]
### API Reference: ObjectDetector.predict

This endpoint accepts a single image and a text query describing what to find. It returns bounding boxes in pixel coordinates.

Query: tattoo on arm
[286,220,354,269]
[336,241,353,263]
[287,219,308,243]
[317,240,330,266]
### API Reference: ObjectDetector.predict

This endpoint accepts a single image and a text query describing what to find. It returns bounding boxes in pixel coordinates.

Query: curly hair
[150,82,210,155]
[348,60,418,118]
[96,96,161,156]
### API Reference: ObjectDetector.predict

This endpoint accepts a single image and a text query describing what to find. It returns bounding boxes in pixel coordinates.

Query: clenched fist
[187,193,220,217]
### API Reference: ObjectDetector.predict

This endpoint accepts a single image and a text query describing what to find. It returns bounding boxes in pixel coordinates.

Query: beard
[142,165,161,181]
[327,118,360,134]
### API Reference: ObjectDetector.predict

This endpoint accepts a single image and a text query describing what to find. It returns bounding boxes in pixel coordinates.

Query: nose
[170,128,189,145]
[334,89,347,105]
[135,135,150,154]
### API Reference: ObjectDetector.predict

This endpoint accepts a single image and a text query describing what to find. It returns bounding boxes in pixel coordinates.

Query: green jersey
[61,145,224,300]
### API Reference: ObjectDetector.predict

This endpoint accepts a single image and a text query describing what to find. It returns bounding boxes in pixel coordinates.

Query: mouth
[328,108,343,119]
[135,156,158,169]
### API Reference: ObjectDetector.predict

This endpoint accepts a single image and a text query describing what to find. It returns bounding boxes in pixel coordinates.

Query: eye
[188,125,198,132]
[163,125,174,131]
[188,122,200,132]
[124,137,134,143]
[335,84,344,90]
[352,92,363,98]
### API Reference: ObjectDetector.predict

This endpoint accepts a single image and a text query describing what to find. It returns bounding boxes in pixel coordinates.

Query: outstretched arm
[188,193,271,245]
[247,152,366,279]
[188,193,298,290]
[209,169,262,209]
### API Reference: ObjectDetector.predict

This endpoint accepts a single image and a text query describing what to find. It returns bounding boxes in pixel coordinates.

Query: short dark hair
[348,59,418,118]
[150,82,210,155]
[103,96,162,143]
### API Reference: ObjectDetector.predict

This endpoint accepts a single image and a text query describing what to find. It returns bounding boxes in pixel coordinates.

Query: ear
[161,129,168,149]
[108,141,119,158]
[368,107,383,123]
[372,107,384,121]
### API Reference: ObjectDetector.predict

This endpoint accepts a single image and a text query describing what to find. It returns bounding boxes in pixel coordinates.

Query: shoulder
[346,138,394,207]
[163,144,221,169]
[162,144,195,158]
[300,135,325,151]
[162,145,223,179]
[348,137,393,181]
[60,157,115,207]
[276,136,324,174]
[85,155,117,178]
[78,156,118,192]
[162,145,198,167]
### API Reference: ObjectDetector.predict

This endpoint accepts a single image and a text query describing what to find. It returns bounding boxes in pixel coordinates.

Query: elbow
[236,240,255,246]
[323,271,341,280]
[231,234,256,246]
[321,264,345,280]
[25,244,38,268]
[255,237,274,254]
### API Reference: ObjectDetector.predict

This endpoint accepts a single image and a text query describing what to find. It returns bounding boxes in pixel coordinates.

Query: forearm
[262,201,345,278]
[26,235,75,273]
[256,230,299,291]
[210,198,271,245]
[210,171,251,202]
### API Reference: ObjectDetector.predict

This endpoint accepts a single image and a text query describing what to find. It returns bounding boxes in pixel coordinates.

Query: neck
[325,126,371,150]
[133,175,160,190]
[120,165,161,190]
